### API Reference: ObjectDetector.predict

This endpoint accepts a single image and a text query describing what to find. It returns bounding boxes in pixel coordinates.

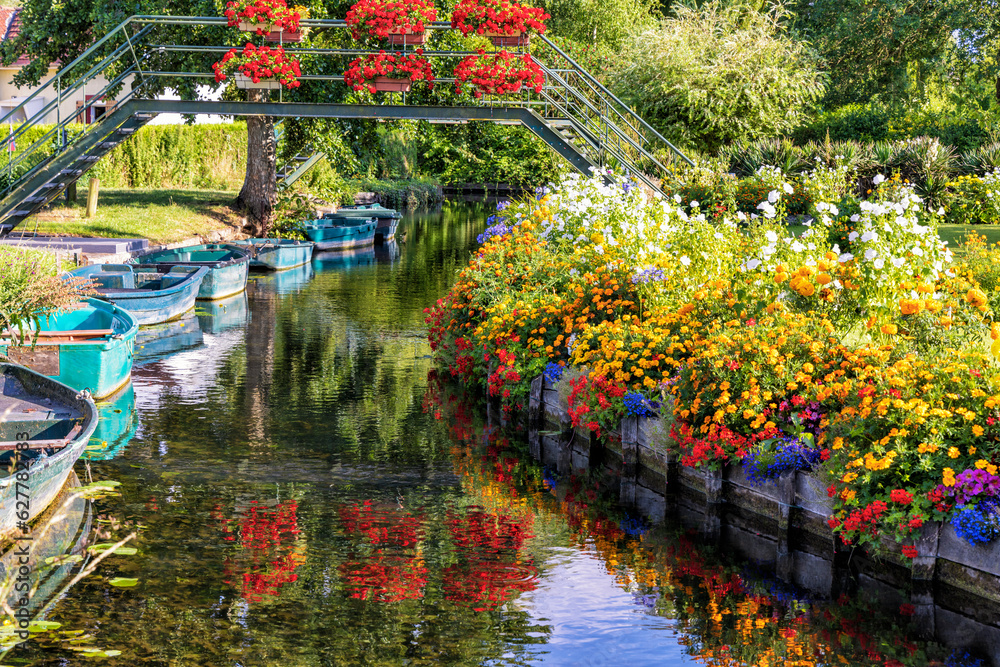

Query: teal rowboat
[0,298,137,399]
[0,363,97,538]
[231,238,315,270]
[129,244,251,300]
[333,205,402,242]
[301,217,377,251]
[65,263,208,326]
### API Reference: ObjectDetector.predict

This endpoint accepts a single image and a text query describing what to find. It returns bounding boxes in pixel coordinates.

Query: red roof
[1,8,38,68]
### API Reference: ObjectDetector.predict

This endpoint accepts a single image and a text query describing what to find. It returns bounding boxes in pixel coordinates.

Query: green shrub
[615,0,826,152]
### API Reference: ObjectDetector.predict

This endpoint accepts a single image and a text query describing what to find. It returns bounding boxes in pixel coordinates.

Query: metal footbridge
[0,15,691,235]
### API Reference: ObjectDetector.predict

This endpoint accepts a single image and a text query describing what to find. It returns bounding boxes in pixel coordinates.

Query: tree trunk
[235,88,277,237]
[996,75,1000,105]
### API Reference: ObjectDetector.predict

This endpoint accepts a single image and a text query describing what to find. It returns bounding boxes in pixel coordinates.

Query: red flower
[346,0,437,40]
[889,488,914,504]
[451,0,549,36]
[454,49,544,98]
[901,545,919,559]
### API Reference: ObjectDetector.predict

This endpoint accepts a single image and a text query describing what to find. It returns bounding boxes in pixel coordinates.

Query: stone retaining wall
[526,374,1000,620]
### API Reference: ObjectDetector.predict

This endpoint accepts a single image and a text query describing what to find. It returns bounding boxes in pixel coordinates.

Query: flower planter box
[386,29,427,45]
[238,19,274,33]
[373,76,411,92]
[234,73,282,90]
[265,28,305,42]
[485,30,528,47]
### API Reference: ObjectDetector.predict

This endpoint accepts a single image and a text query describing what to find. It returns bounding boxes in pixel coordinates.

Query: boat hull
[66,264,208,326]
[0,364,97,539]
[129,244,251,300]
[231,239,315,270]
[0,298,138,399]
[302,220,377,251]
[375,218,399,242]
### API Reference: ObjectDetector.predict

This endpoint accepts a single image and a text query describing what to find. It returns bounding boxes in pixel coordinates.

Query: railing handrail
[535,33,692,166]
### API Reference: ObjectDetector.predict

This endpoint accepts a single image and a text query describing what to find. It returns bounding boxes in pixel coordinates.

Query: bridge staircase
[0,16,691,236]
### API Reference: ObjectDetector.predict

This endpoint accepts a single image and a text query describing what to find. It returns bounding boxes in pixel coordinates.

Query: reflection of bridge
[0,16,692,235]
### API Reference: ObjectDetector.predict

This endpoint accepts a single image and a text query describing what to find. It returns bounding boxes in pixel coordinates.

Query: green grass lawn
[786,222,1000,250]
[26,189,243,245]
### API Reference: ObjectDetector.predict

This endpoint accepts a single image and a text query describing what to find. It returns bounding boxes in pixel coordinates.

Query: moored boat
[0,363,97,538]
[329,205,402,242]
[128,244,251,300]
[65,263,208,326]
[230,238,315,270]
[0,298,138,399]
[84,382,138,462]
[300,217,377,251]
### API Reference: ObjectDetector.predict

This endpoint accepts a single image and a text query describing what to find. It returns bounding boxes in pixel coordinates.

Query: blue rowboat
[0,363,97,536]
[230,238,314,270]
[333,205,402,242]
[65,263,208,326]
[84,382,138,462]
[129,244,251,300]
[301,217,377,251]
[312,246,376,272]
[0,298,137,399]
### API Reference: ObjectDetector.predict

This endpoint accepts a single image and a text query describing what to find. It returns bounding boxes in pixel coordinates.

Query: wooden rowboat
[0,298,137,399]
[65,263,208,326]
[0,363,97,539]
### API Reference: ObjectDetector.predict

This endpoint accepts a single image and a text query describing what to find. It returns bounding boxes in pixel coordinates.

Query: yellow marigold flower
[774,272,789,284]
[973,425,985,437]
[880,323,898,336]
[976,459,990,469]
[795,281,816,297]
[948,446,961,459]
[816,273,832,286]
[966,288,988,308]
[943,468,956,487]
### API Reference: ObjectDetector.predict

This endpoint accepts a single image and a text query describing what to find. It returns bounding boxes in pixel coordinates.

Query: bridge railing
[0,15,691,206]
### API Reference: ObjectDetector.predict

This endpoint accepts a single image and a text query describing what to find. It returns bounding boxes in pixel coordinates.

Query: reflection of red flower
[219,500,304,603]
[338,502,429,602]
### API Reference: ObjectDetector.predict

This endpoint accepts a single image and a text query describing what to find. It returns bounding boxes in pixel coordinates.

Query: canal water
[7,204,994,666]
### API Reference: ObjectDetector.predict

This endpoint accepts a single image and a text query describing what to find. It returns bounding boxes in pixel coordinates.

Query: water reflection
[85,382,138,461]
[135,310,204,363]
[311,246,376,273]
[197,290,249,334]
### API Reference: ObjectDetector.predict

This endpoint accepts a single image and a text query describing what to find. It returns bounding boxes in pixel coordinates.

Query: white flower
[873,174,885,185]
[757,202,776,218]
[791,241,805,252]
[912,247,923,257]
[783,183,794,194]
[767,190,779,204]
[829,205,839,216]
[746,258,761,270]
[691,201,699,208]
[673,194,682,203]
[874,258,884,269]
[838,253,854,263]
[860,231,876,243]
[679,255,691,266]
[864,248,878,261]
[765,230,778,243]
[850,214,861,223]
[737,211,747,221]
[892,257,906,268]
[849,231,859,242]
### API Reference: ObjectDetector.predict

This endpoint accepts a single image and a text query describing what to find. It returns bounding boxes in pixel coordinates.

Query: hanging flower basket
[346,0,437,41]
[264,5,309,42]
[373,76,412,92]
[451,0,548,43]
[386,27,427,45]
[453,49,543,98]
[234,73,283,89]
[344,50,434,94]
[484,30,528,47]
[213,43,303,90]
[227,0,301,36]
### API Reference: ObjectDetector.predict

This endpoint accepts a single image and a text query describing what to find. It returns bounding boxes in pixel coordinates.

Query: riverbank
[427,169,1000,569]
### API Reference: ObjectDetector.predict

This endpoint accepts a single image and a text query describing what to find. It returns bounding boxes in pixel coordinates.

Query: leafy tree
[791,0,976,107]
[614,0,826,152]
[535,0,659,49]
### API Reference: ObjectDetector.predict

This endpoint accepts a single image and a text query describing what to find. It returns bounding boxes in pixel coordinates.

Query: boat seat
[90,271,136,289]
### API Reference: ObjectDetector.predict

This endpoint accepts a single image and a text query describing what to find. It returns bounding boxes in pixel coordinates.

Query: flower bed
[427,167,1000,560]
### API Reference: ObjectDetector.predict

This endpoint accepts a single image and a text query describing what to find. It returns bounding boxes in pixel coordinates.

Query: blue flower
[945,650,985,667]
[952,505,1000,545]
[477,218,514,244]
[543,362,564,384]
[623,391,656,417]
[631,267,665,284]
[743,436,821,487]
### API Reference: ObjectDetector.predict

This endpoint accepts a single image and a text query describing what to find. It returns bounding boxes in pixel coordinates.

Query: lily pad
[108,577,138,587]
